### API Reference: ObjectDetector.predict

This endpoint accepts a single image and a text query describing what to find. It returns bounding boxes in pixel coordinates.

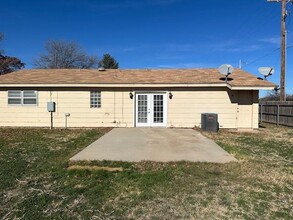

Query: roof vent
[98,67,106,71]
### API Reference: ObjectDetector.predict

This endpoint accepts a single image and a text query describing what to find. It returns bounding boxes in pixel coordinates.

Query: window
[23,91,37,105]
[90,91,101,108]
[8,90,22,105]
[8,90,37,105]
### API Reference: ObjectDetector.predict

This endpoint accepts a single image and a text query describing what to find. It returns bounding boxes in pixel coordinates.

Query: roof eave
[230,86,276,90]
[0,83,275,90]
[0,83,228,88]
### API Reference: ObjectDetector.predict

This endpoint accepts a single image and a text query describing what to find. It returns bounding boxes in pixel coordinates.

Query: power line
[243,45,293,68]
[242,47,280,67]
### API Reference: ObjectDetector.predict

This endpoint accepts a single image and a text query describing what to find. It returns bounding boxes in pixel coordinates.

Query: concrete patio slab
[70,128,237,163]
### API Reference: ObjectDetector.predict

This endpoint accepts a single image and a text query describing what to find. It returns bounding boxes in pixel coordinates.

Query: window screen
[8,90,22,105]
[23,90,37,105]
[8,90,37,105]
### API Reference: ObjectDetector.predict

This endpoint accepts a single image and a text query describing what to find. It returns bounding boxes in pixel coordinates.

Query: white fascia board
[230,86,276,90]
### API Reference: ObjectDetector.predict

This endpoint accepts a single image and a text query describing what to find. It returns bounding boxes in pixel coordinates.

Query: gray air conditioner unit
[201,113,219,132]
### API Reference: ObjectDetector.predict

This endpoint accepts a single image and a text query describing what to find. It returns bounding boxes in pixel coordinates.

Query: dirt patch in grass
[0,124,292,219]
[68,165,123,172]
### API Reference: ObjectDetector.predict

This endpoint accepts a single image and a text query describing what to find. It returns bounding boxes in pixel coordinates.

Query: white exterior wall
[0,88,258,129]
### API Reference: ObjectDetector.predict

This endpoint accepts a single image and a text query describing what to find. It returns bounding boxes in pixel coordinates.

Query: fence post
[277,104,280,126]
[260,104,263,122]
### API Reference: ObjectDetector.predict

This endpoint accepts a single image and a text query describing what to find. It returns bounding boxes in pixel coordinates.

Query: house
[0,68,275,129]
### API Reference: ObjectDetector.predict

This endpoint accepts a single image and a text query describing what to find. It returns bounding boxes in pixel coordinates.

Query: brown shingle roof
[0,68,276,88]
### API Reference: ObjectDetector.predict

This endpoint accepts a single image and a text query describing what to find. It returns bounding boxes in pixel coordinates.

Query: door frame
[134,91,167,127]
[237,91,253,128]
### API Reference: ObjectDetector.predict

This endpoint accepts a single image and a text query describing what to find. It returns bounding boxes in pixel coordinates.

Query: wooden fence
[259,101,293,127]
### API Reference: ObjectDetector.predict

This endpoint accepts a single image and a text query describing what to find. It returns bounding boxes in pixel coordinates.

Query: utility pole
[267,0,293,101]
[280,0,287,101]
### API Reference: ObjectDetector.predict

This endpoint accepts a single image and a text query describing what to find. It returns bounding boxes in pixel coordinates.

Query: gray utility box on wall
[201,113,219,132]
[47,102,56,112]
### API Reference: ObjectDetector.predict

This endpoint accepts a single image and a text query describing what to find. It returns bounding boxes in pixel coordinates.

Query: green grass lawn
[0,124,292,219]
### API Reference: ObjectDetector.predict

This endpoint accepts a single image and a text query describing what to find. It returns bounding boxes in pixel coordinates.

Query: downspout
[113,90,116,123]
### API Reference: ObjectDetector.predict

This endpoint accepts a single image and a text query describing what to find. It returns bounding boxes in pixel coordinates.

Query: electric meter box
[47,102,56,112]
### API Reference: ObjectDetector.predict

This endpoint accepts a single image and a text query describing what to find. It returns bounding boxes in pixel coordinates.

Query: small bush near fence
[259,101,293,127]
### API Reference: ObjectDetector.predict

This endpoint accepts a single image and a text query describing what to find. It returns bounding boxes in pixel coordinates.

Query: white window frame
[90,91,101,108]
[8,90,38,106]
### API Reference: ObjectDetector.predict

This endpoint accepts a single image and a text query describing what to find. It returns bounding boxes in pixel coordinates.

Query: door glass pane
[153,95,164,123]
[137,95,148,123]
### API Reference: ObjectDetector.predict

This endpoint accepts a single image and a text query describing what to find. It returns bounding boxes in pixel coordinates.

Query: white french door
[135,93,167,127]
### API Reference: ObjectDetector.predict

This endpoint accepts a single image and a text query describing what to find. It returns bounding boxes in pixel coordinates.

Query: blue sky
[1,0,292,94]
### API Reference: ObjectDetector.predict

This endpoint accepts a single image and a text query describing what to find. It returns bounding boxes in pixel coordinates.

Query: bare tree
[0,33,25,75]
[260,90,293,102]
[34,40,98,69]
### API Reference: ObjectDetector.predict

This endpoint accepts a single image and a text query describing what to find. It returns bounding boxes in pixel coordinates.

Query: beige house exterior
[0,68,275,129]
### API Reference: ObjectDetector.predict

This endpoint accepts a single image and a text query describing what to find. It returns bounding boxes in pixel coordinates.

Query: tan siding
[252,90,259,129]
[0,87,258,129]
[51,90,133,128]
[0,89,133,128]
[167,89,238,128]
